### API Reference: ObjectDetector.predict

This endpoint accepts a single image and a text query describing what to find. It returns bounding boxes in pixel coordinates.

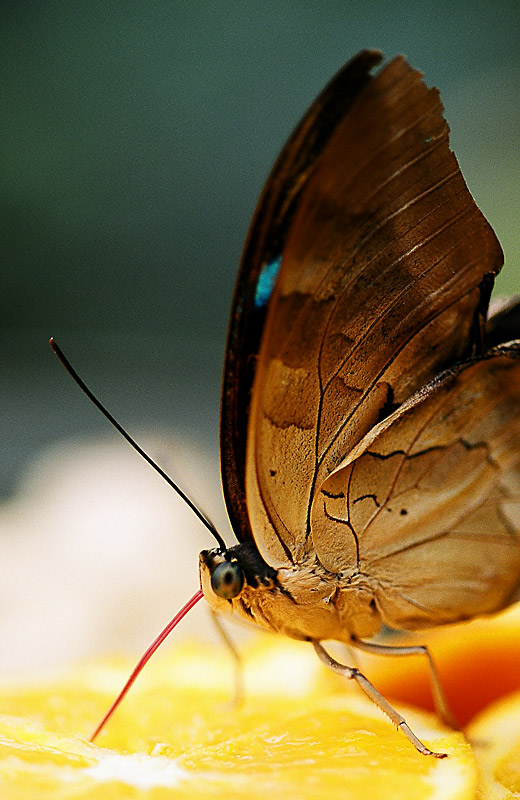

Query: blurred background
[1,1,519,676]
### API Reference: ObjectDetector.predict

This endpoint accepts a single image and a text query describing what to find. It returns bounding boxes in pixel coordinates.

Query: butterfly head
[198,541,281,619]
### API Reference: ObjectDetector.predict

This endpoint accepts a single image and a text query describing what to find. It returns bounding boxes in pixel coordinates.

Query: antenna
[49,338,227,550]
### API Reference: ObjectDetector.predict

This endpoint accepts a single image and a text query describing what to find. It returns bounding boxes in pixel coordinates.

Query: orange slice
[0,637,477,799]
[467,689,520,799]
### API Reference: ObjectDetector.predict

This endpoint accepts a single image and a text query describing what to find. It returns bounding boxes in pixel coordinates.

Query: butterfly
[53,49,520,757]
[203,49,520,756]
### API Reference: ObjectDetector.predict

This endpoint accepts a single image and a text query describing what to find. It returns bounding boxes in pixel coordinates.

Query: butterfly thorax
[199,542,383,641]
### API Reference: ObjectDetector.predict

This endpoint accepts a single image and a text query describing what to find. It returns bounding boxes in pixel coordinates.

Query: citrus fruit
[0,637,477,799]
[467,689,520,799]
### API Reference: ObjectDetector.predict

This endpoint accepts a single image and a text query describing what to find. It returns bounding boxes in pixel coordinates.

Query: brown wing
[221,50,384,543]
[312,345,520,629]
[242,55,503,566]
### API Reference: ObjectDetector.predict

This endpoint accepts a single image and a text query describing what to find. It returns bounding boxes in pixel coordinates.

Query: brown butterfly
[53,50,520,757]
[205,49,520,757]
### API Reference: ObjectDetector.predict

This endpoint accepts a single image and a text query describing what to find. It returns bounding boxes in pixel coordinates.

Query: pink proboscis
[90,588,204,742]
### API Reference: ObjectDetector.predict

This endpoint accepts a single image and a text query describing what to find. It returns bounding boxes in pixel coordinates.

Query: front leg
[313,641,448,758]
[349,635,459,730]
[209,608,244,707]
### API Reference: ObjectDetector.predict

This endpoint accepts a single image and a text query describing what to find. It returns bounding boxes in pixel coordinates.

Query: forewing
[242,55,503,565]
[221,50,384,543]
[312,346,520,629]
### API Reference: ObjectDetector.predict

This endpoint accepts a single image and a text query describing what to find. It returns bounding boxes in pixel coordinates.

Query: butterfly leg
[340,641,359,668]
[313,641,447,758]
[349,636,459,730]
[209,608,244,707]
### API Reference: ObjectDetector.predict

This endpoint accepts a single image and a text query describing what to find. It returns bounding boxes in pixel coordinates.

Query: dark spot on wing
[353,493,380,508]
[322,488,345,499]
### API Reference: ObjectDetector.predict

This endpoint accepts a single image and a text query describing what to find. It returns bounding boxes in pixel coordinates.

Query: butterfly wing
[221,50,384,543]
[312,345,520,628]
[222,52,504,570]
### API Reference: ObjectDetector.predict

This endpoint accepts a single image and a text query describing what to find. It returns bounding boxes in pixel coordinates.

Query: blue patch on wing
[254,255,282,309]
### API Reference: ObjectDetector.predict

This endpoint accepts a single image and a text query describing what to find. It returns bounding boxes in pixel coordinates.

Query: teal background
[2,0,520,498]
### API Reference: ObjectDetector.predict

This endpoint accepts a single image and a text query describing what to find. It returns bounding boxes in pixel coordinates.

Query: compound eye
[210,561,244,599]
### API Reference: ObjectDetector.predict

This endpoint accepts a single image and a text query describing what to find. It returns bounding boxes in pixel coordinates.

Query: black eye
[211,561,244,599]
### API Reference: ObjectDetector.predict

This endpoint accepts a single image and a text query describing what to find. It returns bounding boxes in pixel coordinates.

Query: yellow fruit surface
[467,689,520,800]
[0,638,477,800]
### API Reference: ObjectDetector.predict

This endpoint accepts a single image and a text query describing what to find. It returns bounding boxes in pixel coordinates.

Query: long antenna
[49,338,227,550]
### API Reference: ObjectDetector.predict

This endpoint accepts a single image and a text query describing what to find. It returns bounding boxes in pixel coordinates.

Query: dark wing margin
[220,50,383,542]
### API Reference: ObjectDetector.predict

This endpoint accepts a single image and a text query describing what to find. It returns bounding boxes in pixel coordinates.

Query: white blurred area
[0,433,240,678]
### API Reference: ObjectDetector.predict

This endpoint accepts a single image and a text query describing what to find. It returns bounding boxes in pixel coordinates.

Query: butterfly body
[200,541,381,642]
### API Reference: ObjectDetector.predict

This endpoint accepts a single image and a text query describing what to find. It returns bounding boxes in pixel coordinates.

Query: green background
[2,0,519,498]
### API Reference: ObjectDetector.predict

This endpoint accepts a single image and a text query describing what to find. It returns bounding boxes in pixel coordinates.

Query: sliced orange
[467,689,520,799]
[0,637,477,800]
